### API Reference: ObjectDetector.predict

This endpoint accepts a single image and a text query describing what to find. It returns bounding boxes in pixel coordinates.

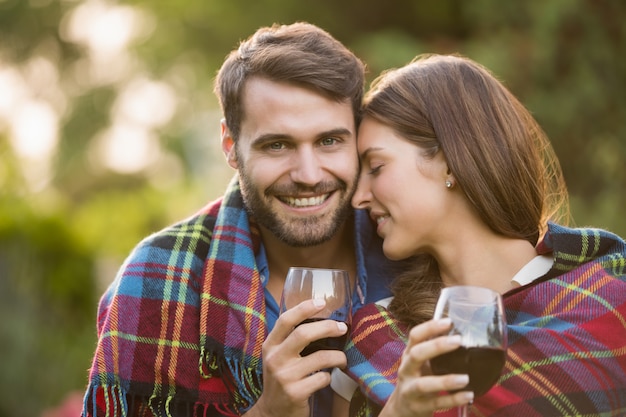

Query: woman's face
[352,117,453,260]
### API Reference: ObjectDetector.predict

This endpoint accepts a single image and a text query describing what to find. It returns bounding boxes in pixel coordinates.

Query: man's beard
[238,166,357,247]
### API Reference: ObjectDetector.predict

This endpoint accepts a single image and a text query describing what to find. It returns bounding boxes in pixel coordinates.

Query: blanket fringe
[199,345,264,415]
[224,352,263,410]
[83,383,128,417]
[83,382,233,417]
[199,344,220,378]
[84,348,262,416]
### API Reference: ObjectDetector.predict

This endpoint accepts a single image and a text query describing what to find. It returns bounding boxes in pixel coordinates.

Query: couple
[82,22,626,417]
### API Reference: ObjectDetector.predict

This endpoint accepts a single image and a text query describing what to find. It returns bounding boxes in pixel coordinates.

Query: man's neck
[260,220,357,303]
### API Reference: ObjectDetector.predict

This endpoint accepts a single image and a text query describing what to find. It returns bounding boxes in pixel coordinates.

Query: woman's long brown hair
[362,54,570,327]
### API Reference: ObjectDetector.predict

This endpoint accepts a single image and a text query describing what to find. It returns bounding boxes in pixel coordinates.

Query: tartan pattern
[344,304,409,406]
[83,176,266,417]
[198,178,265,411]
[346,223,626,417]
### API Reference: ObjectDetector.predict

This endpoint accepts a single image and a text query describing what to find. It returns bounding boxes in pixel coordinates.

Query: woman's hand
[379,318,474,417]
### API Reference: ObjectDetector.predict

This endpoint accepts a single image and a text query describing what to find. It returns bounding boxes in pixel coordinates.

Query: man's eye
[320,137,339,146]
[268,142,285,150]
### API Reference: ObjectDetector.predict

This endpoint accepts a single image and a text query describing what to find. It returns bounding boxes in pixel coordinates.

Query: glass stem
[308,392,315,417]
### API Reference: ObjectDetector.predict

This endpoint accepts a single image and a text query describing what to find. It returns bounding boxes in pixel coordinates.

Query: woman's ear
[220,119,238,169]
[444,165,456,189]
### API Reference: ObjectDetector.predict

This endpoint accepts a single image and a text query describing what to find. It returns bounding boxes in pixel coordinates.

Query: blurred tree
[462,0,626,232]
[0,193,95,417]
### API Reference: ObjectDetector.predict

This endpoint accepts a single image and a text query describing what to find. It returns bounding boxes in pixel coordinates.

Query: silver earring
[445,179,453,188]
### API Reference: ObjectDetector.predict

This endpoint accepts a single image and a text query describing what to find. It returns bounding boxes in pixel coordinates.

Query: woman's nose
[351,176,371,209]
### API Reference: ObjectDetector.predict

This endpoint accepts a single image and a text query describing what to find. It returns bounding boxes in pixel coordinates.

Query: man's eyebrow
[251,133,290,145]
[315,128,353,139]
[251,128,354,145]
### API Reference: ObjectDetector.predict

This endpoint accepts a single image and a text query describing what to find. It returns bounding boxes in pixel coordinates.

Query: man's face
[222,77,359,247]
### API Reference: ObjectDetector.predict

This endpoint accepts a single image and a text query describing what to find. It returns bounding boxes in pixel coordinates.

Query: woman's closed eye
[368,164,383,175]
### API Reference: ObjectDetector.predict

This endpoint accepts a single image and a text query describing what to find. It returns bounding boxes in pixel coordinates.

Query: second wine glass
[430,285,507,417]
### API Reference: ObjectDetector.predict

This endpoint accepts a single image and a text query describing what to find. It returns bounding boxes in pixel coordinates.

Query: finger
[406,318,453,347]
[299,348,348,374]
[430,390,474,411]
[264,320,348,384]
[394,375,473,415]
[266,299,327,346]
[401,390,474,416]
[409,374,470,396]
[281,368,335,402]
[263,346,346,402]
[400,334,462,376]
[263,311,348,375]
[286,318,348,358]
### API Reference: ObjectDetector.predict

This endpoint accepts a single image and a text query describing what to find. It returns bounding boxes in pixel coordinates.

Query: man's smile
[277,193,332,208]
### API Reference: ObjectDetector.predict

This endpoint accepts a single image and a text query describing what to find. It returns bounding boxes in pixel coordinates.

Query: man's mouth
[278,193,331,208]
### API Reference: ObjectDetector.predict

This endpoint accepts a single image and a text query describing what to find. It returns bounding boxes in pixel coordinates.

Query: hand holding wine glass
[279,267,352,417]
[430,286,507,417]
[279,267,352,356]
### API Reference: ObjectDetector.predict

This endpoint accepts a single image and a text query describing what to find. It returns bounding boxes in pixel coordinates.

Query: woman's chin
[382,243,411,261]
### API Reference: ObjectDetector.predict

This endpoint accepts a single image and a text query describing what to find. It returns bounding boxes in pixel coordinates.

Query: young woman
[332,54,626,417]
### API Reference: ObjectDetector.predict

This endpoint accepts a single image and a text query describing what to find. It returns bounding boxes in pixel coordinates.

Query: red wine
[430,346,505,396]
[297,317,350,356]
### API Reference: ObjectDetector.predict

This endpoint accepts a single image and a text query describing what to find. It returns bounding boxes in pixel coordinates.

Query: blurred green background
[1,0,624,416]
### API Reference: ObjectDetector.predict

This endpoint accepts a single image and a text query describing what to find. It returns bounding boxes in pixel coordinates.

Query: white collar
[511,254,554,286]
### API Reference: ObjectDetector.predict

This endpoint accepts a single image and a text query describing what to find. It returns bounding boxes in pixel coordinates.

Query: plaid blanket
[346,223,626,417]
[83,176,267,416]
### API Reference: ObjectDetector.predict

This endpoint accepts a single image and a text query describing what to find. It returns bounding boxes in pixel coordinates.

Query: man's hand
[244,299,348,417]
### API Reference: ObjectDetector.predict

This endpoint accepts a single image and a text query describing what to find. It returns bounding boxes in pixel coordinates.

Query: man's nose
[289,148,324,185]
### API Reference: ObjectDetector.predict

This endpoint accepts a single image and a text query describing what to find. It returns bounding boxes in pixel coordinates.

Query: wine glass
[430,286,507,417]
[279,267,352,356]
[279,267,352,417]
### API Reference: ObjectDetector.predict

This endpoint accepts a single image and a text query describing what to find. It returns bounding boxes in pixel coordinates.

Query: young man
[82,22,399,417]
